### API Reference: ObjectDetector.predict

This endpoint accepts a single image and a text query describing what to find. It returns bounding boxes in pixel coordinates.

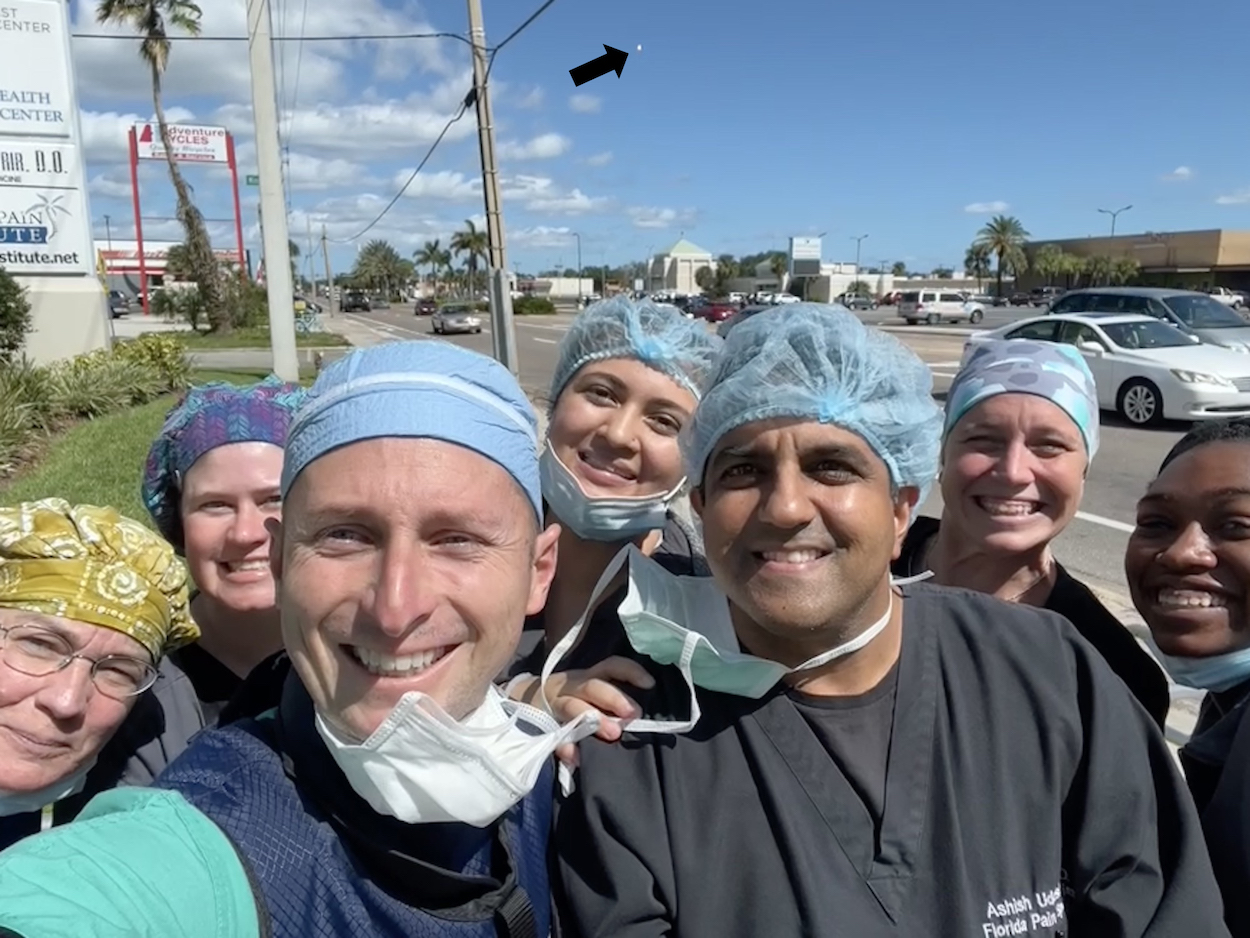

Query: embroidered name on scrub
[981,885,1065,937]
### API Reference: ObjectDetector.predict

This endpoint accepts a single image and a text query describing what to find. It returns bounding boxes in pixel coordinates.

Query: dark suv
[414,298,438,316]
[342,291,371,313]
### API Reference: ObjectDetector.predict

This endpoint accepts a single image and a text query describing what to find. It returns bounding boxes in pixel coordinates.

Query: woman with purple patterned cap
[142,375,305,722]
[891,338,1169,725]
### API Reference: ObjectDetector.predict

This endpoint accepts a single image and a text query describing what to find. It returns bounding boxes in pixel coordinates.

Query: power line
[492,0,558,54]
[71,30,474,44]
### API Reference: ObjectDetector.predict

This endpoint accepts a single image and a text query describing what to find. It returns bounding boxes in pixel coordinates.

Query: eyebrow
[1140,487,1250,506]
[710,441,874,472]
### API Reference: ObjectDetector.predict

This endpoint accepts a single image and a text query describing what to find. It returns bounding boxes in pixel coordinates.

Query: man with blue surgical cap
[553,305,1228,937]
[0,342,588,937]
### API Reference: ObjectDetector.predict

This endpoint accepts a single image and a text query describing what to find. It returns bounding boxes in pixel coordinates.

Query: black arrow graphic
[569,45,628,87]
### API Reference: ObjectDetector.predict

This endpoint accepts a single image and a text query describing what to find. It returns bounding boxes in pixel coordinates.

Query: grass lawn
[165,327,348,349]
[0,369,291,520]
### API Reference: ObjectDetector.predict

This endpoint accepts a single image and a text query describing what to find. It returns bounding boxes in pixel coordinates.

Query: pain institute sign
[0,1,75,138]
[133,122,231,164]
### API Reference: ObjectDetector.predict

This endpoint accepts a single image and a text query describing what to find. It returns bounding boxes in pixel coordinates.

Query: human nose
[993,440,1035,486]
[757,463,817,530]
[226,502,269,548]
[34,660,95,721]
[365,540,438,639]
[1154,521,1217,571]
[599,406,641,452]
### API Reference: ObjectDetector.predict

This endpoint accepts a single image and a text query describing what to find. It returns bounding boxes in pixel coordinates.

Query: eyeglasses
[0,624,158,700]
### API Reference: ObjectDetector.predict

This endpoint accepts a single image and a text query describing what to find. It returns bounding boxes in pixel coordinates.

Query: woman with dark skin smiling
[1125,417,1250,935]
[892,339,1170,726]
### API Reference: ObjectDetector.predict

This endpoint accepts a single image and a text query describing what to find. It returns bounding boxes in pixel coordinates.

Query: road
[345,302,1194,617]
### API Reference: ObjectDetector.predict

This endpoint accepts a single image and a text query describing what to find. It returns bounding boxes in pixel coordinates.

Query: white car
[1207,286,1246,310]
[964,312,1250,426]
[898,289,985,325]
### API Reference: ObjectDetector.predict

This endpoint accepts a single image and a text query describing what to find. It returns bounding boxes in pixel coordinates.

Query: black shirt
[169,641,243,726]
[893,515,1170,728]
[787,662,899,831]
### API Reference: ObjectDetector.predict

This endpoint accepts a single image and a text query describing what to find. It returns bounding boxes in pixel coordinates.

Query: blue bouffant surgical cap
[548,296,722,408]
[945,339,1100,460]
[683,304,943,504]
[282,341,542,518]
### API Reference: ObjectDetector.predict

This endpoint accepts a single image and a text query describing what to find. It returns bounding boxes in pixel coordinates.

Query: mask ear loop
[891,570,934,586]
[618,629,703,735]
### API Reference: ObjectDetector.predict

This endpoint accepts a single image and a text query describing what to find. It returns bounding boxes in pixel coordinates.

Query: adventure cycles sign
[133,122,231,164]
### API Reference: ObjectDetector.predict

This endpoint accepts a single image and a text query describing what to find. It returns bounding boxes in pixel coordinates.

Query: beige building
[648,238,713,295]
[1024,229,1250,291]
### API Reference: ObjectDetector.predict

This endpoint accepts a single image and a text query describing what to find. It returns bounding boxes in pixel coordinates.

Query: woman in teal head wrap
[890,338,1170,726]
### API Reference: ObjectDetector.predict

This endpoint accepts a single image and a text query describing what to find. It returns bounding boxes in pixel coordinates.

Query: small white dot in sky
[636,44,643,51]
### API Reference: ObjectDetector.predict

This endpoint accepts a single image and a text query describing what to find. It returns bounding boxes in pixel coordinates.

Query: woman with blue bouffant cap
[891,338,1169,726]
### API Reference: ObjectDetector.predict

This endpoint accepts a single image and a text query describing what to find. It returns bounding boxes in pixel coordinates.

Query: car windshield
[1101,320,1194,349]
[899,291,920,302]
[1163,294,1246,329]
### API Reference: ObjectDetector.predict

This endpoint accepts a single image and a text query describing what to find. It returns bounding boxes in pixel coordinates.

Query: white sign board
[0,140,80,188]
[0,0,73,138]
[789,236,822,261]
[134,123,231,164]
[0,187,92,275]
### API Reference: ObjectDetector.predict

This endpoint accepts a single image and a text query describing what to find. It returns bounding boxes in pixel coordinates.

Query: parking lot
[345,301,1192,617]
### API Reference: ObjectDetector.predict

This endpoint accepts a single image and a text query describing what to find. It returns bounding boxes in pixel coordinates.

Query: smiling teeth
[978,498,1039,516]
[225,560,269,573]
[1158,588,1228,609]
[761,550,823,564]
[351,646,447,676]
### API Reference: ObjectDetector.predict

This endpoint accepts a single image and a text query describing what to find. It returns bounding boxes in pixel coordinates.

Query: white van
[898,290,985,325]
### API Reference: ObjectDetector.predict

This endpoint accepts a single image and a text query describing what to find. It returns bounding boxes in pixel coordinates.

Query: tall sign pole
[466,0,518,374]
[127,126,150,316]
[225,134,246,276]
[245,0,299,381]
[321,224,336,315]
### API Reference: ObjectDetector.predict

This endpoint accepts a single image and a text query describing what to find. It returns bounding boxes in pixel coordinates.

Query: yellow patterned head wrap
[0,499,199,660]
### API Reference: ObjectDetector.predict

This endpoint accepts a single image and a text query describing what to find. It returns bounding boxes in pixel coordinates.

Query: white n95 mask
[316,685,601,827]
[540,545,897,733]
[539,446,682,542]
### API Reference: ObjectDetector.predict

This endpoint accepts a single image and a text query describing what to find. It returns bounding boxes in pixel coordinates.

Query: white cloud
[394,169,480,201]
[71,0,459,105]
[78,107,197,163]
[569,94,601,114]
[87,174,135,200]
[626,206,696,229]
[510,225,575,248]
[964,201,1010,214]
[1216,188,1250,205]
[585,151,613,167]
[502,175,610,215]
[1162,166,1193,181]
[497,133,572,161]
[516,87,544,109]
[285,152,372,191]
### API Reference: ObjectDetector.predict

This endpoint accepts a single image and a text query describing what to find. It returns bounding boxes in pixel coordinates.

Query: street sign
[246,174,259,186]
[133,122,230,164]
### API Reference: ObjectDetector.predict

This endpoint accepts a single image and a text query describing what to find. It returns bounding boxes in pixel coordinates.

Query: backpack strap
[219,825,274,938]
[494,881,538,938]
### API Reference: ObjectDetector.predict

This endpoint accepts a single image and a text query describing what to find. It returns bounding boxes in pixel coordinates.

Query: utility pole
[321,224,336,315]
[305,215,317,304]
[574,232,583,305]
[466,0,518,373]
[1097,204,1132,238]
[246,0,299,381]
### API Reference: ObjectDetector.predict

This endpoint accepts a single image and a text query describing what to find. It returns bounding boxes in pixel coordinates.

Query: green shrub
[45,351,165,419]
[152,288,205,330]
[0,358,56,428]
[113,333,192,391]
[0,267,32,365]
[0,369,36,474]
[220,277,269,330]
[514,295,556,316]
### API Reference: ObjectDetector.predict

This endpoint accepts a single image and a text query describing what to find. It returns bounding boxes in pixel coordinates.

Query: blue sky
[68,0,1250,277]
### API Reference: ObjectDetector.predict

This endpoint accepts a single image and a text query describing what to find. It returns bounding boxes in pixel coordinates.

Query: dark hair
[1158,417,1250,473]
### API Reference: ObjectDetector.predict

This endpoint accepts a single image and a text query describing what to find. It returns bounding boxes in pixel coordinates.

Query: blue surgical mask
[540,546,897,733]
[539,446,680,542]
[1145,635,1250,693]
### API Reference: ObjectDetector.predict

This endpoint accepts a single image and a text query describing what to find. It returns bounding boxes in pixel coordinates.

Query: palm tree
[768,254,788,293]
[1110,256,1140,286]
[288,239,300,282]
[353,240,406,297]
[1086,255,1115,287]
[963,243,992,293]
[1032,244,1064,286]
[451,221,489,298]
[1059,253,1088,289]
[97,0,227,331]
[891,261,908,277]
[974,215,1031,298]
[414,240,443,296]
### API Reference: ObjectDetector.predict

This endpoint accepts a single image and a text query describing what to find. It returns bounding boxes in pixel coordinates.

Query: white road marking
[929,360,962,367]
[533,337,557,344]
[1075,510,1136,534]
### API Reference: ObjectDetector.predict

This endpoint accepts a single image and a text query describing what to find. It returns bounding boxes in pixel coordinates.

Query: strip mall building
[1024,229,1250,291]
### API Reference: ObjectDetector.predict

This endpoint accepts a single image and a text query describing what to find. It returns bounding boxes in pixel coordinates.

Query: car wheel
[1117,379,1163,427]
[475,327,482,333]
[926,311,940,325]
[969,309,984,324]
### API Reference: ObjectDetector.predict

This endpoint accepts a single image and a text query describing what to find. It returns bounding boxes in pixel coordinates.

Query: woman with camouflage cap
[891,338,1170,725]
[0,499,201,849]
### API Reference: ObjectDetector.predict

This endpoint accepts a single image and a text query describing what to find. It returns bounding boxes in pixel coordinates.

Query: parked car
[1207,286,1246,310]
[1008,292,1033,306]
[342,291,371,312]
[966,312,1250,426]
[897,289,985,325]
[414,298,438,315]
[1029,286,1065,307]
[1047,287,1250,352]
[840,294,876,311]
[107,289,130,318]
[431,305,482,334]
[698,301,738,323]
[717,304,775,338]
